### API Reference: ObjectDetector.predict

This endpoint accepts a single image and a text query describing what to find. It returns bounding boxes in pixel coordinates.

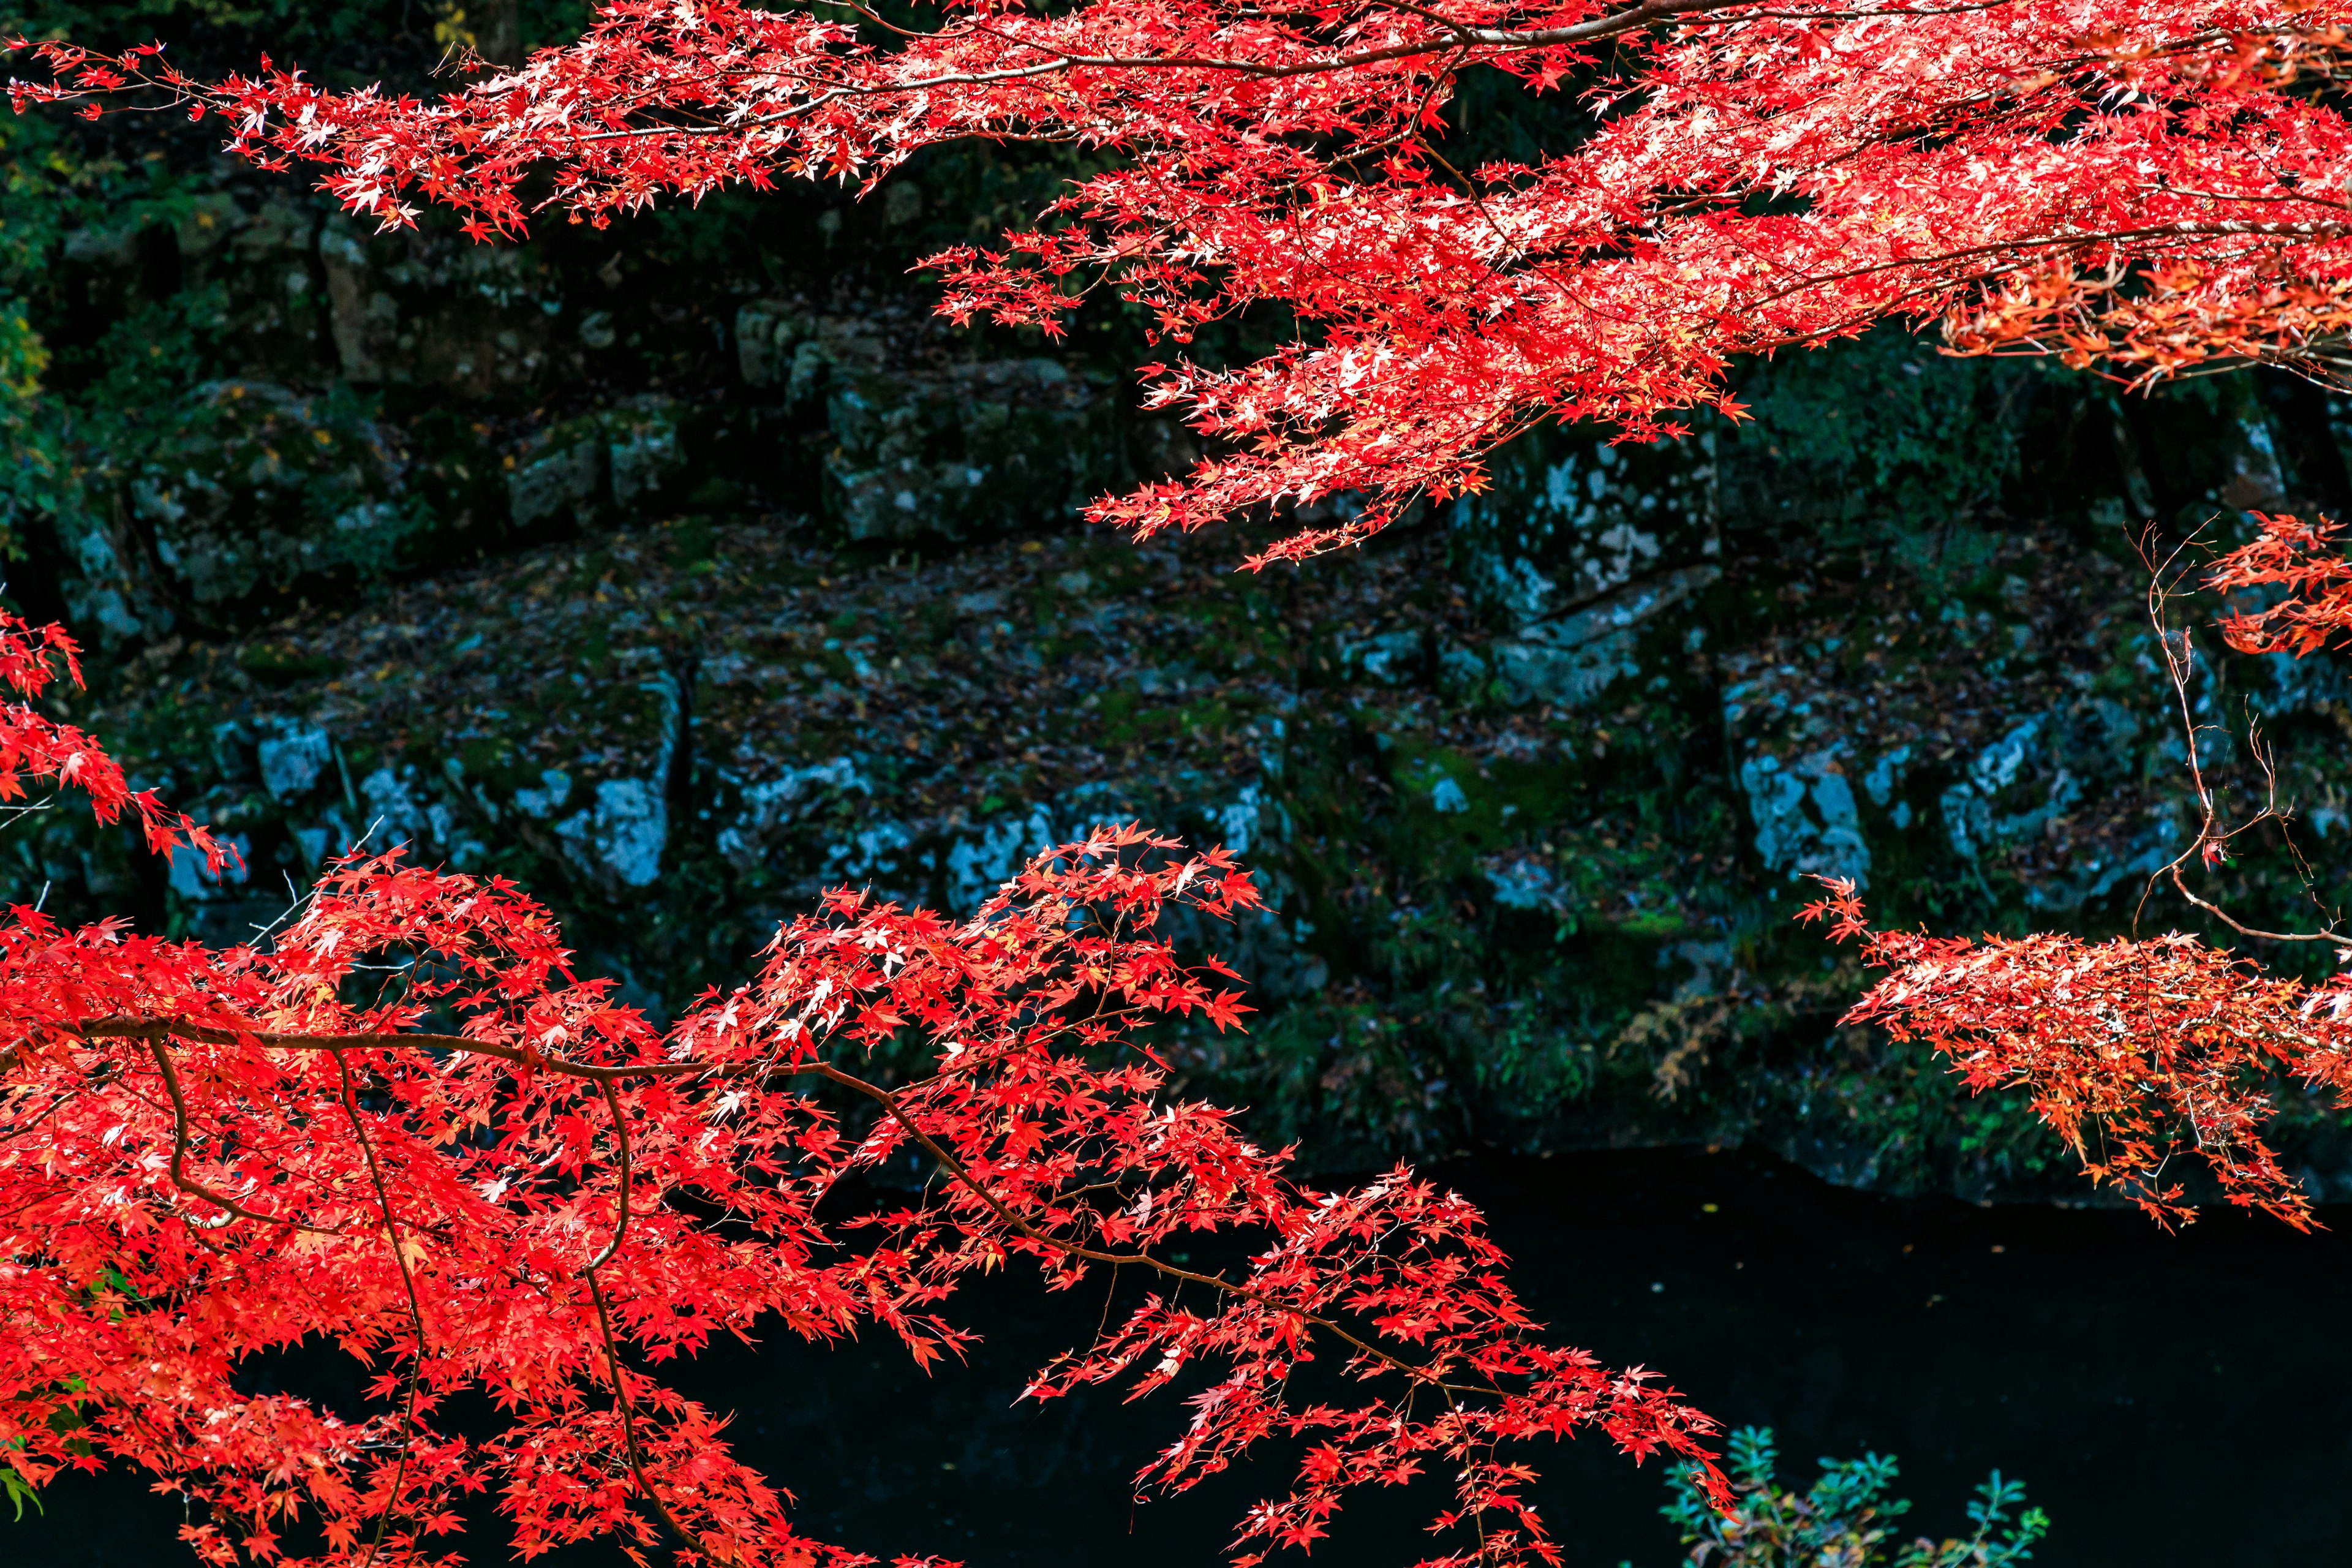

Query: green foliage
[0,1462,37,1522]
[4,0,479,81]
[0,295,50,562]
[0,83,233,570]
[1728,328,2041,551]
[0,110,85,559]
[1660,1428,2048,1568]
[1,1372,94,1521]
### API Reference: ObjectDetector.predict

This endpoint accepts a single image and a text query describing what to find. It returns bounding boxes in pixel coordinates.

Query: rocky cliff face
[6,17,2350,1201]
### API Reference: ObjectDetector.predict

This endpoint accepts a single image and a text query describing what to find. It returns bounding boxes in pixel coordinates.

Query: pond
[16,1147,2349,1566]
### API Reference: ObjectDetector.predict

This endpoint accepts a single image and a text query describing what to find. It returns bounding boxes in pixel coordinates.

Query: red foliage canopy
[0,612,1723,1567]
[13,2,2352,1557]
[14,1,2352,562]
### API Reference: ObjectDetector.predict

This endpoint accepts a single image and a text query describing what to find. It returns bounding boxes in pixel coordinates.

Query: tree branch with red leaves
[15,0,2352,1548]
[1792,516,2352,1232]
[2214,510,2352,657]
[1803,876,2352,1229]
[0,613,1723,1567]
[16,1,2352,562]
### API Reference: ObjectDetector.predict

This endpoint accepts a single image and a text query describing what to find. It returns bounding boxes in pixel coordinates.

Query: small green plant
[2,1373,92,1521]
[1659,1427,2048,1567]
[0,1458,38,1522]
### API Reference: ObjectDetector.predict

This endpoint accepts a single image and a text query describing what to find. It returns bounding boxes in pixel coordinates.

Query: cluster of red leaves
[15,2,2352,564]
[0,608,230,870]
[2210,511,2352,656]
[1779,515,2352,1232]
[0,608,1723,1568]
[1801,880,2352,1230]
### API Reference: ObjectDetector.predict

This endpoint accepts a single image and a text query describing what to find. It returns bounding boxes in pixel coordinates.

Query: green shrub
[1656,1427,2048,1567]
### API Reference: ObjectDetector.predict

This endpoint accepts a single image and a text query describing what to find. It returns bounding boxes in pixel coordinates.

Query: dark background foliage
[4,0,2350,1202]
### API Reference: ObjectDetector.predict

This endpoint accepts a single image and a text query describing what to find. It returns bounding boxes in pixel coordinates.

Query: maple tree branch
[2130,529,2352,954]
[12,0,1768,162]
[584,1270,729,1564]
[2151,181,2352,215]
[0,1087,75,1145]
[77,1017,705,1079]
[1726,2,2016,15]
[81,1014,1500,1399]
[142,1036,337,1234]
[404,0,1770,148]
[2164,861,2352,949]
[758,0,1763,89]
[804,1060,1466,1391]
[1736,219,2352,321]
[586,1077,633,1273]
[333,1050,432,1568]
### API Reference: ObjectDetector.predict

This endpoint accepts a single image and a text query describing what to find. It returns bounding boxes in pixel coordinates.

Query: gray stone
[1941,717,2079,864]
[510,432,605,528]
[1339,628,1424,685]
[714,757,870,868]
[823,356,1125,542]
[513,769,573,818]
[609,400,683,508]
[1452,428,1720,627]
[361,766,428,850]
[1490,564,1718,706]
[556,777,668,888]
[1739,750,1871,888]
[257,726,333,801]
[508,398,684,527]
[92,380,424,633]
[734,299,811,387]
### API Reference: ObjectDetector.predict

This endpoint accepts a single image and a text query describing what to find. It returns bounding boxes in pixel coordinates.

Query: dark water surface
[16,1147,2350,1566]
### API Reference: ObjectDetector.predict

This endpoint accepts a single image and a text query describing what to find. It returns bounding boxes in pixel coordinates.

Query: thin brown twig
[2131,524,2352,952]
[333,1050,433,1568]
[587,1077,634,1272]
[61,0,1760,145]
[82,1018,703,1079]
[571,0,1764,99]
[143,1037,337,1233]
[584,1272,733,1564]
